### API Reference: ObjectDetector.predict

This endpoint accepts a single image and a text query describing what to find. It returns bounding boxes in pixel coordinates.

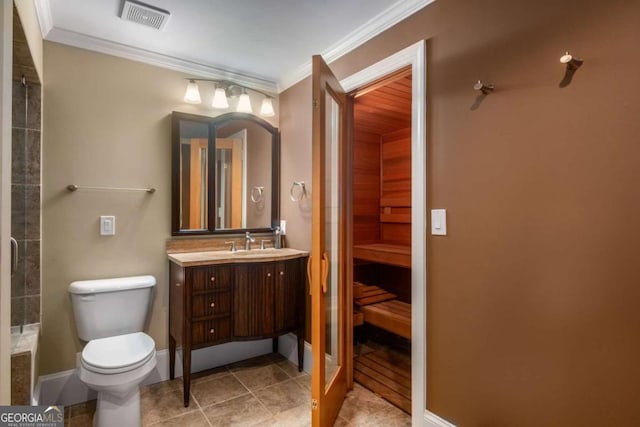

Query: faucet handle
[224,241,237,252]
[260,240,272,250]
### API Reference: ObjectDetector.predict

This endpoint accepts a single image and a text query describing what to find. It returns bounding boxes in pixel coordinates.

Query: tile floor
[64,352,411,426]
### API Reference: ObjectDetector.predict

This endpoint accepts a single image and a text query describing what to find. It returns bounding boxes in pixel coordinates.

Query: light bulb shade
[183,80,201,104]
[260,97,275,117]
[236,93,253,113]
[212,87,229,109]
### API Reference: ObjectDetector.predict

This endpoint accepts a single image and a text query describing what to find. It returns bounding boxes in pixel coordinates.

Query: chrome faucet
[244,232,255,250]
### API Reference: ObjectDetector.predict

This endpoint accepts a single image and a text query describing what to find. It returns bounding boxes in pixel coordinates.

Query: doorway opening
[349,67,413,413]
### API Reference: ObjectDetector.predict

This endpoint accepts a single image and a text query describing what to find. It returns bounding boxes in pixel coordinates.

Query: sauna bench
[352,243,411,268]
[168,248,309,407]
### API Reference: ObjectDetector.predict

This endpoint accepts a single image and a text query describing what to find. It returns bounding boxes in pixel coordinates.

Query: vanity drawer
[191,292,231,318]
[191,317,231,346]
[188,264,233,292]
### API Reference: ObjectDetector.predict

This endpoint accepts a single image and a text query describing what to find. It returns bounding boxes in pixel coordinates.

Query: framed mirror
[171,112,280,235]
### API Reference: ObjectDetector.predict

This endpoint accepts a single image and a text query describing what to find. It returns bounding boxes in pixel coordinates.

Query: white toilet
[69,275,157,427]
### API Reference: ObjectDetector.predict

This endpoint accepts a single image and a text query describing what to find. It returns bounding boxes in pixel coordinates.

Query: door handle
[306,256,312,296]
[10,237,18,277]
[321,252,329,294]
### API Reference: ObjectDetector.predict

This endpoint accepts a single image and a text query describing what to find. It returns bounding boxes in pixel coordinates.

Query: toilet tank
[69,275,156,341]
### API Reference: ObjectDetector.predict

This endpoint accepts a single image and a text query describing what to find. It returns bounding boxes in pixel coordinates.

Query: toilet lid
[82,332,155,374]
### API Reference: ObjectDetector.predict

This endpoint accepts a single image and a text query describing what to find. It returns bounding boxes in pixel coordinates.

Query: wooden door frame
[340,40,429,426]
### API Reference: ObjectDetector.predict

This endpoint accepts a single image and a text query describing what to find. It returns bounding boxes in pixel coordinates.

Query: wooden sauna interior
[351,68,412,413]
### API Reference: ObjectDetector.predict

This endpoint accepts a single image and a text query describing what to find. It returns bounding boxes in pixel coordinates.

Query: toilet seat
[82,332,155,375]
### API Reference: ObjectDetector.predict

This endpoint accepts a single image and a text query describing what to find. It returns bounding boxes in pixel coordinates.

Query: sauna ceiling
[354,73,412,134]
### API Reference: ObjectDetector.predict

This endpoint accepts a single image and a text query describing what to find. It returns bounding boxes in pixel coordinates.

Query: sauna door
[310,55,351,426]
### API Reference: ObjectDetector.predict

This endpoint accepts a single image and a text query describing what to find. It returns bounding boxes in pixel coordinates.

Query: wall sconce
[473,80,494,95]
[183,78,276,117]
[560,51,583,71]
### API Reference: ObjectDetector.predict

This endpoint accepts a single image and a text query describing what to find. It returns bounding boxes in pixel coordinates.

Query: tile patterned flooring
[64,352,411,426]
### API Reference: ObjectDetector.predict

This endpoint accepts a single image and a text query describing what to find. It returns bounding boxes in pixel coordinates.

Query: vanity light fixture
[236,89,253,113]
[183,80,201,104]
[183,78,276,117]
[260,97,275,117]
[211,87,229,109]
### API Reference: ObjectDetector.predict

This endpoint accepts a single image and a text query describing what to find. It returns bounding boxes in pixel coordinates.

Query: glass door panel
[311,55,349,427]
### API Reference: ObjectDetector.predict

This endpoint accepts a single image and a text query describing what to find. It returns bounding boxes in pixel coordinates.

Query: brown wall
[279,0,640,425]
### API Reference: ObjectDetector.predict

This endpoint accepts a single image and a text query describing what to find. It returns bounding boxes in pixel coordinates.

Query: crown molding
[277,0,436,91]
[34,0,434,94]
[34,0,53,38]
[43,27,278,94]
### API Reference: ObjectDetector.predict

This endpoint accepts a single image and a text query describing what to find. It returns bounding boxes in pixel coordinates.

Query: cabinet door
[233,263,275,338]
[274,258,302,333]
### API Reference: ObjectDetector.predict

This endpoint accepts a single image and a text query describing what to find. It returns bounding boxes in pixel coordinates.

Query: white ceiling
[35,0,433,92]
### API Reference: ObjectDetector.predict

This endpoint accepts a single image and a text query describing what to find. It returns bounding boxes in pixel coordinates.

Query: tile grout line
[228,369,275,418]
[189,389,214,427]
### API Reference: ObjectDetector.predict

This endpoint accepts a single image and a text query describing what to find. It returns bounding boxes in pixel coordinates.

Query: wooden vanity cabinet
[169,256,307,407]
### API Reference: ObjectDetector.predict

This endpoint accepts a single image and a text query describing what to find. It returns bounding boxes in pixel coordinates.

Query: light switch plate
[431,209,447,235]
[100,215,116,236]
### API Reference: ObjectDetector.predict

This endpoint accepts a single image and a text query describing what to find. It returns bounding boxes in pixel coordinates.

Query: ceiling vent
[120,0,170,31]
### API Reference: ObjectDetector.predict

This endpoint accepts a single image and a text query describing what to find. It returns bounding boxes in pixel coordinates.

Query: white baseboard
[425,410,457,427]
[278,333,312,373]
[36,335,310,406]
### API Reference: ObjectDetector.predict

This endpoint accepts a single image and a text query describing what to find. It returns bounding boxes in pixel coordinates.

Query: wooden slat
[353,283,397,306]
[380,224,411,246]
[356,355,411,388]
[360,300,411,339]
[354,348,412,413]
[352,243,411,268]
[353,311,364,327]
[366,352,412,378]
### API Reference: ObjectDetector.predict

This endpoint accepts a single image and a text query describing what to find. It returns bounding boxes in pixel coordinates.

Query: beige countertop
[168,248,309,267]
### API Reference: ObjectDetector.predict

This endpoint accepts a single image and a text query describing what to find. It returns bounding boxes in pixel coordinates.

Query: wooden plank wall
[353,129,381,244]
[380,128,411,246]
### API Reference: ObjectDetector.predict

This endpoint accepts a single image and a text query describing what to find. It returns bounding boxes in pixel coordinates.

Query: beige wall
[13,0,42,82]
[279,0,640,425]
[41,41,278,375]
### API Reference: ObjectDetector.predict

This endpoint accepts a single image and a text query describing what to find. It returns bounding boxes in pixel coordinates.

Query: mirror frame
[171,111,280,236]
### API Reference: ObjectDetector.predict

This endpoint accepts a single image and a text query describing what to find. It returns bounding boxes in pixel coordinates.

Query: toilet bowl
[69,276,157,427]
[79,333,156,426]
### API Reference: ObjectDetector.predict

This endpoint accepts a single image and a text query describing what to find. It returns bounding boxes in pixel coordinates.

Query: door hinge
[312,99,319,108]
[311,398,318,410]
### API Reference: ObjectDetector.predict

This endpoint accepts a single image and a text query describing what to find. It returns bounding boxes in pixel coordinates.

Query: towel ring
[250,186,264,203]
[290,181,307,202]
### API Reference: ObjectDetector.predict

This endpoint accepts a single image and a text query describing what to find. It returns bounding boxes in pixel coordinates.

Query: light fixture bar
[182,78,276,117]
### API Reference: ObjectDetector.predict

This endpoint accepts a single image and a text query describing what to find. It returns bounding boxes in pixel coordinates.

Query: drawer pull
[267,273,271,277]
[210,328,215,334]
[280,271,284,276]
[210,276,215,282]
[210,302,215,308]
[175,283,181,287]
